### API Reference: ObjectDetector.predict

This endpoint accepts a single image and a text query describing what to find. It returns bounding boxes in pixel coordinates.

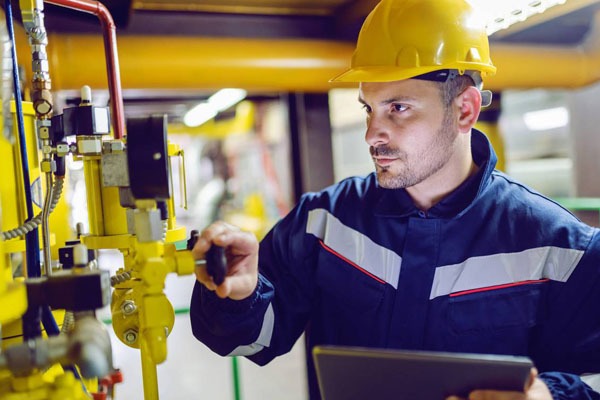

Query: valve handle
[205,245,227,286]
[187,230,228,285]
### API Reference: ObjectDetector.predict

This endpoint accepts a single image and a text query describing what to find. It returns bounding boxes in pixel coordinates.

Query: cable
[1,176,64,240]
[4,0,41,276]
[5,0,44,341]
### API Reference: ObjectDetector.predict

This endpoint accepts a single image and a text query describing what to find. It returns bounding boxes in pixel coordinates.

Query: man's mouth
[373,157,397,167]
[370,146,400,167]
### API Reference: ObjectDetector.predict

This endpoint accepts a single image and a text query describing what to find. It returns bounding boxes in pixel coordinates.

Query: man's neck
[406,145,478,211]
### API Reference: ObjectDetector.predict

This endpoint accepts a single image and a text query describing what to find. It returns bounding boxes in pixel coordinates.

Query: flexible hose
[110,271,132,287]
[1,176,64,240]
[61,311,75,334]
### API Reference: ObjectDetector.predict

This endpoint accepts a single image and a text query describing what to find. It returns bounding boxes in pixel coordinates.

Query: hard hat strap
[412,69,482,88]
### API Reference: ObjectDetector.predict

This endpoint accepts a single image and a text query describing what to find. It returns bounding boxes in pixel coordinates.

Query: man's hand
[446,369,552,400]
[192,221,259,300]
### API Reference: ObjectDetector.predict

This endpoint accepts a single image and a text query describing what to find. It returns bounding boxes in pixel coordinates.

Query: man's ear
[455,86,482,134]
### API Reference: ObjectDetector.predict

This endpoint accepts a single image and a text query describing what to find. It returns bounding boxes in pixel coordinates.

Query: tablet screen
[313,345,533,400]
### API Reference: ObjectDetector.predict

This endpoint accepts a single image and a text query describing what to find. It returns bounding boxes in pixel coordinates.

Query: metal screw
[123,329,138,345]
[121,300,137,316]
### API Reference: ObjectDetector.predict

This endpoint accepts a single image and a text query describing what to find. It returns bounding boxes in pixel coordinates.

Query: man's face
[359,79,459,189]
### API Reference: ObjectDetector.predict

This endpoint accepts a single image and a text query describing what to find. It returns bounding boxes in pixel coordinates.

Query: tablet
[313,345,533,400]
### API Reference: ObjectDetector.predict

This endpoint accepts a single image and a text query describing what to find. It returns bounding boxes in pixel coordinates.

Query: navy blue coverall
[191,130,600,399]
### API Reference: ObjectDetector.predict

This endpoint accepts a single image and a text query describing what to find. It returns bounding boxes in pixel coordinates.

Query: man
[190,0,600,398]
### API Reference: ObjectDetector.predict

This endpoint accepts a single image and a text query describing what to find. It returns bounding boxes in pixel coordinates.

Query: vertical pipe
[41,171,53,275]
[286,93,304,204]
[44,0,125,139]
[232,357,242,400]
[140,337,159,400]
[83,158,105,236]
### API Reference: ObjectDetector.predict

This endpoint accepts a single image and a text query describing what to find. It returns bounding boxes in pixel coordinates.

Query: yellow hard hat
[330,0,496,83]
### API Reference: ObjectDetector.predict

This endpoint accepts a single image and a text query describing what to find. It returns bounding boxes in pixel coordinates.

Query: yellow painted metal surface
[0,102,39,237]
[82,158,104,236]
[0,197,26,326]
[475,121,506,172]
[132,0,349,15]
[11,29,600,92]
[81,233,132,250]
[0,371,88,400]
[140,339,159,400]
[48,177,73,260]
[165,226,186,243]
[490,43,600,90]
[16,34,352,92]
[101,186,128,236]
[0,284,27,326]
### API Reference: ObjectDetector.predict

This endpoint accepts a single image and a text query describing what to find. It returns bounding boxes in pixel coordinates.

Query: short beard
[372,110,457,189]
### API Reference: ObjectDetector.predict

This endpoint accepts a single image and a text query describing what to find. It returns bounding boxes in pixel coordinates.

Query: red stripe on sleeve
[449,278,550,297]
[318,240,386,284]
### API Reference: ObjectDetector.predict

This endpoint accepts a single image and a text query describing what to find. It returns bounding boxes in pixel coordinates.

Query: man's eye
[361,104,372,113]
[392,104,407,112]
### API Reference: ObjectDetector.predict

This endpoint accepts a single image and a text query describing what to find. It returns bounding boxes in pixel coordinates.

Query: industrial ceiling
[8,0,600,123]
[37,0,600,44]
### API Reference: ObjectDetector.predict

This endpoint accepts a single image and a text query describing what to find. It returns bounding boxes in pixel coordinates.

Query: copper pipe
[44,0,125,139]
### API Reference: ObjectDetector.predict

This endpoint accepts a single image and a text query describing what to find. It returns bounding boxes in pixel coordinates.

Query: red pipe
[45,0,125,139]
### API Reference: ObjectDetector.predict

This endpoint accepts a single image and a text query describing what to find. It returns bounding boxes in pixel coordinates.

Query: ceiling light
[183,88,247,127]
[523,106,569,131]
[208,88,247,111]
[183,103,218,127]
[470,0,567,35]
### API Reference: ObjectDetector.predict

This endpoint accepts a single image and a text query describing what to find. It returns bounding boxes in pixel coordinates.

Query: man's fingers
[192,222,234,256]
[467,390,524,400]
[526,368,538,391]
[196,264,255,300]
[192,221,259,300]
[193,222,257,257]
[215,279,232,299]
[195,266,217,291]
[214,230,258,255]
[200,221,239,244]
[216,274,257,300]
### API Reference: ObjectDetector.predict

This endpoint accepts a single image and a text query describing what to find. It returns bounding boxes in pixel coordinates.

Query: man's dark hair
[439,74,476,109]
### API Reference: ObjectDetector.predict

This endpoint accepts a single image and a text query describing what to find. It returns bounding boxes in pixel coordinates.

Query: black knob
[205,245,227,286]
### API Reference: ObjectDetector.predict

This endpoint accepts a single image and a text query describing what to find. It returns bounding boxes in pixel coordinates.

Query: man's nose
[365,115,390,148]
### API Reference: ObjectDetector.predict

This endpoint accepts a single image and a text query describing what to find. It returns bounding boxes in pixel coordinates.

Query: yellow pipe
[489,44,600,90]
[41,34,351,92]
[12,18,600,93]
[83,158,104,236]
[140,338,159,400]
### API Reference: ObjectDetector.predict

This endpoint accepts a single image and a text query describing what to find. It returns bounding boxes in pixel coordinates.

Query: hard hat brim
[330,64,497,84]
